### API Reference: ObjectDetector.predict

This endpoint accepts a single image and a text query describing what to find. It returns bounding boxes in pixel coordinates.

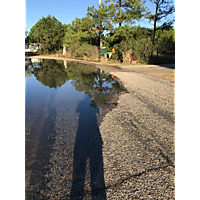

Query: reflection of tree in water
[26,59,123,107]
[66,62,122,109]
[25,59,34,78]
[30,59,68,89]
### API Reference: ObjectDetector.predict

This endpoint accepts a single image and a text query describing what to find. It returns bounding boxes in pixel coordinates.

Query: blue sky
[25,0,174,32]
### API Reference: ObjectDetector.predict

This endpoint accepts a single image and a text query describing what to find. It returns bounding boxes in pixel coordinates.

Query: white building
[25,43,41,52]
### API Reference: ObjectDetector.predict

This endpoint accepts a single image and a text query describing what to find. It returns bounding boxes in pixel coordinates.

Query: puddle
[25,58,126,199]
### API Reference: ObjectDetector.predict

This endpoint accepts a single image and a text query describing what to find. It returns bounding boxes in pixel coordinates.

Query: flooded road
[25,59,124,199]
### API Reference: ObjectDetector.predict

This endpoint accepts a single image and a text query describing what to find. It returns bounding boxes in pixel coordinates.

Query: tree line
[26,0,175,64]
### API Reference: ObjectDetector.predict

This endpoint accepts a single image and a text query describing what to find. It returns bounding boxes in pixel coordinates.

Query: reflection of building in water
[31,58,42,68]
[64,60,68,69]
[31,58,42,63]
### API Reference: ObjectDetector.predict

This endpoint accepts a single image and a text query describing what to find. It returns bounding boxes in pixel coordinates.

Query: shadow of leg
[90,128,107,199]
[71,150,87,199]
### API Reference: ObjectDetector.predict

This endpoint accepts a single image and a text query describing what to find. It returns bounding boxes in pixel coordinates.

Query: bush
[67,43,99,61]
[68,41,81,58]
[56,49,63,55]
[80,44,99,62]
[132,37,153,63]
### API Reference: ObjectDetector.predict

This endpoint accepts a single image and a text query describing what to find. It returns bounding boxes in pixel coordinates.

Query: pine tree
[145,0,175,44]
[87,3,113,48]
[105,0,146,27]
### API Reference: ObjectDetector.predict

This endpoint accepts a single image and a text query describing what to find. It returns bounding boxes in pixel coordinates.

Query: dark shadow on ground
[147,55,175,69]
[71,96,107,200]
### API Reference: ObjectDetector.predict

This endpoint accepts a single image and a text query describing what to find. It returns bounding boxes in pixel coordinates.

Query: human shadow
[71,96,107,199]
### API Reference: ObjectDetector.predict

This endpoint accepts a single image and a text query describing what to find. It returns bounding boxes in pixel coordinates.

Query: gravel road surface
[99,71,175,199]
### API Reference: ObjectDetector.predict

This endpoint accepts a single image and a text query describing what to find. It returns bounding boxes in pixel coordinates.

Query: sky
[25,0,175,33]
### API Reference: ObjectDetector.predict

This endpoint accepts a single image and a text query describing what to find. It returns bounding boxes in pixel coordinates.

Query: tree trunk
[152,3,158,45]
[119,0,121,27]
[152,19,156,45]
[100,30,103,49]
[90,27,92,45]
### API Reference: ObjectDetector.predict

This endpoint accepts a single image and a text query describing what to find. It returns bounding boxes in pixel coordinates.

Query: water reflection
[25,59,123,108]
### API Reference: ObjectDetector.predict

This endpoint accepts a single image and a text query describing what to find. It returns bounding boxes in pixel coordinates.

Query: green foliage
[63,17,98,49]
[67,43,99,61]
[27,1,175,64]
[63,28,99,61]
[145,0,175,44]
[87,3,114,48]
[29,15,66,53]
[105,25,153,62]
[63,19,99,61]
[80,44,99,61]
[105,0,146,26]
[154,27,175,55]
[133,37,153,63]
[30,59,68,88]
[147,0,175,25]
[87,3,114,32]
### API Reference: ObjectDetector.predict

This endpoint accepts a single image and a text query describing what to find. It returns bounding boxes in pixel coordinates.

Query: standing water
[25,59,125,199]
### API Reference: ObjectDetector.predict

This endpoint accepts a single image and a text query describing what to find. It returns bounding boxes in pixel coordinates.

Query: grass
[163,73,175,79]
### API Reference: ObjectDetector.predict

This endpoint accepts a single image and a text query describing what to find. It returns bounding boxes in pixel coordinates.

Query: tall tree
[29,15,66,53]
[105,0,146,27]
[71,17,98,45]
[63,17,98,50]
[80,17,97,45]
[87,3,113,48]
[145,0,175,44]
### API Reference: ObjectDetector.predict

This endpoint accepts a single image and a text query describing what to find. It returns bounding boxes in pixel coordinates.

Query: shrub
[80,44,99,62]
[56,49,63,55]
[68,41,81,58]
[132,37,153,63]
[66,43,99,61]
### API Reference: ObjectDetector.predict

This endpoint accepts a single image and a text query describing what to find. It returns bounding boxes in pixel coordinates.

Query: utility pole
[99,0,102,49]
